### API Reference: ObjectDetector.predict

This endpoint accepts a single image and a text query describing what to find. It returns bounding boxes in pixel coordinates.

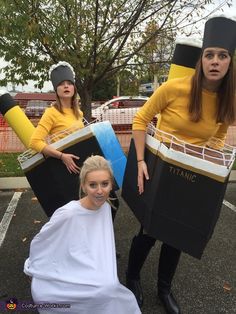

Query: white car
[92,96,149,130]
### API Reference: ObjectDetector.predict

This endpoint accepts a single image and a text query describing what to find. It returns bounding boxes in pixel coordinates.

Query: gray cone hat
[49,61,75,90]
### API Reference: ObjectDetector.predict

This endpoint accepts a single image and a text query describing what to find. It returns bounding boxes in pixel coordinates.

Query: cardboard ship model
[122,125,235,259]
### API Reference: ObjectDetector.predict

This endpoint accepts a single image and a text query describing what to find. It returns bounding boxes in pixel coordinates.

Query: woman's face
[82,170,112,210]
[202,47,231,86]
[56,80,75,99]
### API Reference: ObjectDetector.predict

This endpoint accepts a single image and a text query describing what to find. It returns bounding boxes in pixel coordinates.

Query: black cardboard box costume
[122,129,235,258]
[19,121,126,216]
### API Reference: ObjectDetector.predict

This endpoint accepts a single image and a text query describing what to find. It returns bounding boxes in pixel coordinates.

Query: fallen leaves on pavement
[223,282,232,292]
[15,188,27,192]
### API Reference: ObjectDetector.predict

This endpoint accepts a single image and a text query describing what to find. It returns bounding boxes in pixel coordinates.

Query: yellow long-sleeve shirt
[29,106,84,152]
[133,76,228,146]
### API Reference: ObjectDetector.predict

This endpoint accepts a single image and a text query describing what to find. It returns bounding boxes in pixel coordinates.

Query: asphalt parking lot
[0,184,235,314]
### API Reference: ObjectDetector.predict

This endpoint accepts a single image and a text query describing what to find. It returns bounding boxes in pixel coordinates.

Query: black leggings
[127,226,181,293]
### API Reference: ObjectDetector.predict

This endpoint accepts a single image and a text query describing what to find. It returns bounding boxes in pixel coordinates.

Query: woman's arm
[207,123,228,149]
[133,130,149,194]
[42,145,80,174]
[213,124,228,143]
[131,82,174,193]
[30,108,80,174]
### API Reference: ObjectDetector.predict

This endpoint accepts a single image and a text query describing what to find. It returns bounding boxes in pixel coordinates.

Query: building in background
[139,75,168,96]
[14,93,56,109]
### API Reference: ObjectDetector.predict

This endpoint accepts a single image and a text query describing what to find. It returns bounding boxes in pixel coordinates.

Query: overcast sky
[1,0,236,93]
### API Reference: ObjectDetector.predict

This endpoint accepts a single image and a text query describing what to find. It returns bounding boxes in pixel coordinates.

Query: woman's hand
[61,153,80,174]
[137,160,149,194]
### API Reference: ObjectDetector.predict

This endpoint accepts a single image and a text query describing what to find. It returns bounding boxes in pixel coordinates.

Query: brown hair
[189,54,236,124]
[53,84,81,119]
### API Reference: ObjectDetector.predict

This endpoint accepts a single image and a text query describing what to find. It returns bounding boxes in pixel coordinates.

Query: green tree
[0,0,231,120]
[137,21,175,88]
[119,69,139,95]
[92,76,116,101]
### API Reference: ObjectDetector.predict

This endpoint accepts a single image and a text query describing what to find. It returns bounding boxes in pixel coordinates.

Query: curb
[0,177,30,190]
[229,170,236,182]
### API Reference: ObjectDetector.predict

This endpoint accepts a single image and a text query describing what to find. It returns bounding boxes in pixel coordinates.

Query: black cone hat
[202,15,236,54]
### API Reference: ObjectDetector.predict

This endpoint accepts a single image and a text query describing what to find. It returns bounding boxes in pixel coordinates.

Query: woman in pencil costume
[124,14,236,314]
[25,61,120,217]
[0,63,122,218]
[29,61,84,173]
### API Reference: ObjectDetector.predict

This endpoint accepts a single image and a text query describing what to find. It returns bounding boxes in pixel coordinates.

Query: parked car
[92,96,149,130]
[25,100,49,118]
[91,101,105,109]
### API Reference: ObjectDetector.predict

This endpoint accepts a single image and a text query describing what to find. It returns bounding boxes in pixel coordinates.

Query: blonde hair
[79,155,116,208]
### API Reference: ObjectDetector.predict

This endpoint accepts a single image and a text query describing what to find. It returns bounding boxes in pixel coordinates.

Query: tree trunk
[77,86,93,122]
[153,73,158,91]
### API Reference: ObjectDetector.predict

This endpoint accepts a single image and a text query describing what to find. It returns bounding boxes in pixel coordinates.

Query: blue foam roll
[90,121,127,188]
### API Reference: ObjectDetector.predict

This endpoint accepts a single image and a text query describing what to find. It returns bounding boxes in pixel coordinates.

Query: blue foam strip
[92,121,127,188]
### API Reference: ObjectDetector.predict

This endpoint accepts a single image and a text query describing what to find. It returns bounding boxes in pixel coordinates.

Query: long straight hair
[53,84,81,119]
[189,54,236,124]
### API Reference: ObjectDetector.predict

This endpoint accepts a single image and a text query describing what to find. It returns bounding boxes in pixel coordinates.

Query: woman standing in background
[30,61,84,174]
[29,61,119,218]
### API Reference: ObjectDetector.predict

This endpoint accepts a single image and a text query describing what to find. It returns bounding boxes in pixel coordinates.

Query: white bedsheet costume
[24,201,141,314]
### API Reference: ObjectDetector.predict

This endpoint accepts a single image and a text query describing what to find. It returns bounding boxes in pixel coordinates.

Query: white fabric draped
[24,201,140,314]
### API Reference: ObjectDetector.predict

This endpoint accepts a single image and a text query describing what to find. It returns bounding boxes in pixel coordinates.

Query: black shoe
[126,275,143,308]
[158,292,181,314]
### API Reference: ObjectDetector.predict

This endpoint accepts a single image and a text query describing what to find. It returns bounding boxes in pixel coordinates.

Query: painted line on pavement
[0,192,22,247]
[223,199,236,213]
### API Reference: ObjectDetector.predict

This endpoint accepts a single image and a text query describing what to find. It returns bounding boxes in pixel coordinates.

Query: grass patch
[0,153,24,177]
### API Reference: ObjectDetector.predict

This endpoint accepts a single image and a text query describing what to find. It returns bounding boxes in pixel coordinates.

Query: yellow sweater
[133,76,228,146]
[30,106,84,152]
